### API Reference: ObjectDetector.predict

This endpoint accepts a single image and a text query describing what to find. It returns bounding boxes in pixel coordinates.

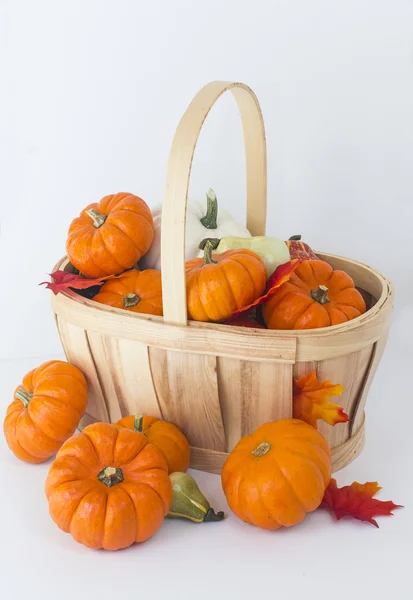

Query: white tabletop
[1,307,412,600]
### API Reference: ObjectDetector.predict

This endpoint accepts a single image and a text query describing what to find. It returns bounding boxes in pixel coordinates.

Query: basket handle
[161,81,267,326]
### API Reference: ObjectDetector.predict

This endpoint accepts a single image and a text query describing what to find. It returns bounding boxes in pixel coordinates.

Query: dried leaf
[40,270,115,295]
[293,370,348,428]
[226,315,265,328]
[286,237,318,260]
[321,479,403,527]
[231,259,302,319]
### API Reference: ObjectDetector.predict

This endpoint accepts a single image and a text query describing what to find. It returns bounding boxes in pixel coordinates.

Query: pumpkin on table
[3,360,88,464]
[262,259,366,329]
[116,415,190,474]
[185,238,267,322]
[221,419,331,530]
[66,192,154,278]
[93,269,163,316]
[45,422,172,550]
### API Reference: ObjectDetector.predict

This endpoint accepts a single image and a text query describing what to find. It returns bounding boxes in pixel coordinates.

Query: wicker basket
[52,81,394,473]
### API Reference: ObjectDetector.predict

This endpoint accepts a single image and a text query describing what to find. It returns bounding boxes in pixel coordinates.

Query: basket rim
[52,251,393,339]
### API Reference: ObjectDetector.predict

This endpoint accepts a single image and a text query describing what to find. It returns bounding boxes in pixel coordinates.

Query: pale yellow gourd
[211,235,291,277]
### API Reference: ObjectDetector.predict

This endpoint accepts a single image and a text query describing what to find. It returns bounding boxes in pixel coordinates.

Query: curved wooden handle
[161,81,267,326]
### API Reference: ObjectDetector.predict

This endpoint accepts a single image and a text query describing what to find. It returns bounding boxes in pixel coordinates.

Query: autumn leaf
[226,315,265,328]
[293,370,348,428]
[39,270,115,295]
[286,236,318,260]
[321,479,403,527]
[231,259,302,319]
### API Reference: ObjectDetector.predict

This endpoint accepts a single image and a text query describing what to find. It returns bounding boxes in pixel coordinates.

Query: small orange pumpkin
[116,415,190,474]
[93,269,163,316]
[3,361,88,464]
[262,259,366,329]
[66,192,154,278]
[45,422,172,550]
[185,239,267,322]
[221,419,331,530]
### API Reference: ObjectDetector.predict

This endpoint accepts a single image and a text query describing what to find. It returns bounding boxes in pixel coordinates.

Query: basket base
[78,413,365,474]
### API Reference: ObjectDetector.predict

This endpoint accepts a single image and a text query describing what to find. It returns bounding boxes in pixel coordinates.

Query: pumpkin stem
[289,234,302,241]
[252,441,272,457]
[311,285,330,304]
[85,208,107,228]
[124,292,140,308]
[133,415,143,432]
[15,388,32,408]
[200,188,219,229]
[203,507,225,522]
[98,466,124,487]
[199,238,219,265]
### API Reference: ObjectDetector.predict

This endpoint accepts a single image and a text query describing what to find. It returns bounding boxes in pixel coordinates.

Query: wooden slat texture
[56,318,109,423]
[217,358,294,452]
[87,334,162,422]
[243,361,293,436]
[350,335,389,435]
[216,358,243,452]
[331,417,365,472]
[294,345,374,448]
[149,348,226,451]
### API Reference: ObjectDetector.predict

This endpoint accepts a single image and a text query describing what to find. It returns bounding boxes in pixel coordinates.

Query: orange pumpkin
[185,239,267,322]
[262,259,366,329]
[3,361,87,464]
[45,422,172,550]
[221,419,331,530]
[116,415,190,474]
[66,192,154,278]
[93,269,163,316]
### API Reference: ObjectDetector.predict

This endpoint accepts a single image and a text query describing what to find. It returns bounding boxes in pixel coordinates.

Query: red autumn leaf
[286,236,318,260]
[226,315,265,328]
[293,371,348,428]
[39,270,115,295]
[231,259,302,319]
[321,479,403,527]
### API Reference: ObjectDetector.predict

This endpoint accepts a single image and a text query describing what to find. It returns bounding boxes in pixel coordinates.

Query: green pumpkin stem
[288,234,302,241]
[98,466,124,487]
[85,208,107,228]
[15,388,32,408]
[199,238,219,265]
[311,285,330,305]
[200,189,219,229]
[124,292,140,308]
[133,415,143,433]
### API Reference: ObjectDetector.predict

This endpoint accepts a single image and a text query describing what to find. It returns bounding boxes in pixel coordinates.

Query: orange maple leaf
[321,479,402,527]
[293,370,348,428]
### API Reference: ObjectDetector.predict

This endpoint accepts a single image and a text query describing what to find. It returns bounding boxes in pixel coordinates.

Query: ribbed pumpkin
[66,192,154,278]
[45,423,172,550]
[185,239,267,322]
[3,361,87,464]
[93,269,163,316]
[221,419,331,530]
[262,259,366,329]
[116,415,190,474]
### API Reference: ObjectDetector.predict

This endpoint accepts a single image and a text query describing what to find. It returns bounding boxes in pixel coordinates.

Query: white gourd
[141,189,251,271]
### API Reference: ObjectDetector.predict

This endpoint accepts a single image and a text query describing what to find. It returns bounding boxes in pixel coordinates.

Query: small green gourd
[167,472,225,523]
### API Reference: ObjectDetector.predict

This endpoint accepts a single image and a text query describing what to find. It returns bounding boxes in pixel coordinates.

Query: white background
[1,1,413,599]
